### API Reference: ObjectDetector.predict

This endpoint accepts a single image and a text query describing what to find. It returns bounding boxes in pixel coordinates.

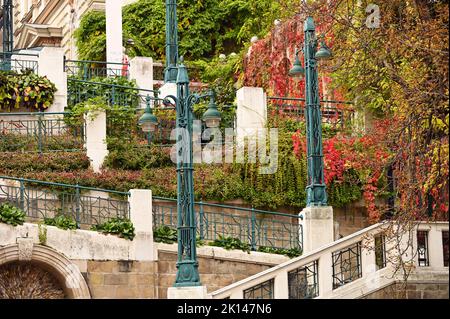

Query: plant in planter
[0,70,57,111]
[0,203,26,226]
[208,235,250,253]
[153,225,177,244]
[43,215,77,230]
[91,217,135,240]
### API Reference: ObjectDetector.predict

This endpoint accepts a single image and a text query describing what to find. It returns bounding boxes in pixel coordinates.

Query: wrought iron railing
[64,59,129,79]
[0,112,85,153]
[0,176,130,228]
[267,96,354,130]
[288,259,319,299]
[152,196,303,251]
[331,242,362,289]
[243,279,274,299]
[67,78,159,108]
[0,52,39,73]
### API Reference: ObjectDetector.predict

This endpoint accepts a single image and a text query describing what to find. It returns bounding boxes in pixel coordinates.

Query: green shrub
[44,215,77,230]
[0,203,26,226]
[0,152,90,173]
[209,235,250,253]
[91,217,135,240]
[0,70,57,111]
[105,138,172,170]
[154,225,177,244]
[257,246,302,258]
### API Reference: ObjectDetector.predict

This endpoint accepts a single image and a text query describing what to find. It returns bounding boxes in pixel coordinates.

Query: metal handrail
[0,176,130,196]
[153,196,301,219]
[67,78,160,94]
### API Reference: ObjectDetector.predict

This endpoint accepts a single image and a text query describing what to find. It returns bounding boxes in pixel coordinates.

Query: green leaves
[154,225,177,244]
[44,215,77,230]
[0,203,26,226]
[0,70,56,111]
[257,246,302,258]
[209,235,250,252]
[91,217,136,240]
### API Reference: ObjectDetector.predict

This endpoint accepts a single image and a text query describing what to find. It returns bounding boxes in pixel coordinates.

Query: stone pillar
[427,225,442,268]
[274,271,289,299]
[37,47,67,113]
[129,57,154,108]
[105,0,123,71]
[167,286,208,299]
[85,110,108,173]
[159,82,177,100]
[129,57,154,92]
[300,206,334,254]
[129,189,155,261]
[236,87,267,144]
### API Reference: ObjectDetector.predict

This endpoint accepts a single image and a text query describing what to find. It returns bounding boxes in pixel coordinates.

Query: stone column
[129,57,154,108]
[299,206,334,254]
[159,82,178,100]
[85,110,108,173]
[37,47,67,113]
[236,87,267,144]
[129,57,154,92]
[129,189,155,261]
[167,286,208,299]
[105,0,123,72]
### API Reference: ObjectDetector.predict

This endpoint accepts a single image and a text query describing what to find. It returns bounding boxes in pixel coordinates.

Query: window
[417,231,429,267]
[375,235,387,270]
[442,231,449,267]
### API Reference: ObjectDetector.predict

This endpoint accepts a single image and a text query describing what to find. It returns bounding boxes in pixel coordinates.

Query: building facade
[2,0,135,59]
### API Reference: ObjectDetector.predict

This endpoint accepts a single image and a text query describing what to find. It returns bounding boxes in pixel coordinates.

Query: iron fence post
[251,207,256,251]
[199,200,205,240]
[19,181,25,211]
[111,85,116,106]
[75,184,81,228]
[37,114,43,154]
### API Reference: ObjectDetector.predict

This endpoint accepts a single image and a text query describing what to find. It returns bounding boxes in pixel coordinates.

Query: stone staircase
[208,221,449,299]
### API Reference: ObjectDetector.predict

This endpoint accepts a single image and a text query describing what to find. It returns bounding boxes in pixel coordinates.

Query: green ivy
[0,203,26,226]
[91,217,136,240]
[44,215,77,230]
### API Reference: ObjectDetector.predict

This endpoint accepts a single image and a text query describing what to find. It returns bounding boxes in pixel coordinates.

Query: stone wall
[362,281,449,299]
[82,260,158,299]
[75,244,288,299]
[156,250,273,299]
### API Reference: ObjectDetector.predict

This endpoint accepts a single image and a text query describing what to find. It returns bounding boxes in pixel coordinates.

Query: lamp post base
[167,286,208,299]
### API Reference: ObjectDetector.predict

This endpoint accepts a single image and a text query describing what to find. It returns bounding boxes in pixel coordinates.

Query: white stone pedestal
[85,110,108,173]
[167,286,208,299]
[159,82,178,100]
[299,206,334,254]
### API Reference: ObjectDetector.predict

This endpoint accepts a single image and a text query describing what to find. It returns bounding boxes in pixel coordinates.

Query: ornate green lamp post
[1,0,13,71]
[139,62,221,287]
[289,16,332,207]
[164,0,178,83]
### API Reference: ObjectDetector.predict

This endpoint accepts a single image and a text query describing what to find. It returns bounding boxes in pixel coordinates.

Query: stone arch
[0,243,91,299]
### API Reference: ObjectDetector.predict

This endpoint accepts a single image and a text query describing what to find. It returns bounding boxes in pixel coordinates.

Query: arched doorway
[0,243,90,299]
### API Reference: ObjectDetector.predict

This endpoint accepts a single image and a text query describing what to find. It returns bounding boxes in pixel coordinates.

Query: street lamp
[1,0,14,71]
[139,57,221,287]
[289,16,331,207]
